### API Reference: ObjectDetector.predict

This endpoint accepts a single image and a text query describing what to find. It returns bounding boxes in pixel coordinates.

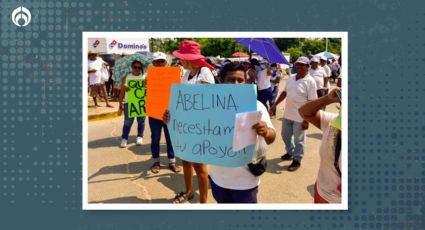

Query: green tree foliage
[150,38,341,62]
[286,47,304,63]
[150,38,248,58]
[195,38,238,57]
[327,38,342,55]
[301,39,325,55]
[274,38,302,52]
[150,38,188,53]
[276,38,341,62]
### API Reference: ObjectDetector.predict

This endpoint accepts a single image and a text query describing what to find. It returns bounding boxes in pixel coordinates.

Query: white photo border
[82,31,348,210]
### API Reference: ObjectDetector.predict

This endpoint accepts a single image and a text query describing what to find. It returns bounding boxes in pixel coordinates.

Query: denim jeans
[257,87,273,109]
[281,118,306,161]
[121,103,146,140]
[149,117,175,162]
[269,85,279,115]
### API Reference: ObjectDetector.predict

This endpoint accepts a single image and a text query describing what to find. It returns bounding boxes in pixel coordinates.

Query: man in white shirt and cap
[269,57,317,171]
[309,57,328,98]
[320,56,331,92]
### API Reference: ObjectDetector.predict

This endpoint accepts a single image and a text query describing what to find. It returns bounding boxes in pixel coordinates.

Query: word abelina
[175,90,240,111]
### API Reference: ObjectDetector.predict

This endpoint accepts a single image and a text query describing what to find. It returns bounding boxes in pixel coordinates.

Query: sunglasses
[132,66,142,70]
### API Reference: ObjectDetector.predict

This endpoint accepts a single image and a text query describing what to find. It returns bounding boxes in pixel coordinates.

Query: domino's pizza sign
[107,38,149,54]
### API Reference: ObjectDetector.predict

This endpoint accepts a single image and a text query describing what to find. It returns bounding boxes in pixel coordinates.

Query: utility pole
[325,38,328,52]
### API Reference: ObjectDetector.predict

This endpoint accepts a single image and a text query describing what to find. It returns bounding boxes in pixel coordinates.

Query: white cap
[295,56,310,65]
[320,55,327,61]
[153,52,167,61]
[310,57,320,63]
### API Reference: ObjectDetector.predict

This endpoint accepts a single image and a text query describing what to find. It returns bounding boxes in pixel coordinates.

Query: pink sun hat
[172,40,205,60]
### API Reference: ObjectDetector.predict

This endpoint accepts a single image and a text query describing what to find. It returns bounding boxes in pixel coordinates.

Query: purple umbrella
[235,38,289,65]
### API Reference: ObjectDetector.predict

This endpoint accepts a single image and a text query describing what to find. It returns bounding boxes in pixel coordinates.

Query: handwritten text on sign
[127,79,146,118]
[168,84,257,167]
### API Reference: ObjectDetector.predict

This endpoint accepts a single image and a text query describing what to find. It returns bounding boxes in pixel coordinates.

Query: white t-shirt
[321,65,331,89]
[209,101,275,190]
[88,58,104,85]
[283,74,318,122]
[309,67,326,89]
[181,67,215,84]
[256,69,272,90]
[246,69,255,83]
[316,111,341,203]
[270,70,282,87]
[123,73,146,103]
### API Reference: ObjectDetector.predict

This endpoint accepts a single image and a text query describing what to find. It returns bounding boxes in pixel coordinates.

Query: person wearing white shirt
[320,56,331,90]
[164,62,276,203]
[269,63,283,117]
[170,40,216,204]
[269,57,318,171]
[299,88,342,203]
[180,66,215,84]
[309,57,328,98]
[330,58,341,83]
[242,60,256,85]
[87,51,112,107]
[256,63,273,109]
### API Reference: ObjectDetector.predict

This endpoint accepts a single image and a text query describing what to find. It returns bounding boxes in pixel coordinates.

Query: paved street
[87,80,339,204]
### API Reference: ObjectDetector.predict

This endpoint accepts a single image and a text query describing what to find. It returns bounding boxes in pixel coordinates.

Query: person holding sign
[168,40,215,203]
[148,52,182,174]
[164,62,276,203]
[117,60,146,148]
[210,63,276,203]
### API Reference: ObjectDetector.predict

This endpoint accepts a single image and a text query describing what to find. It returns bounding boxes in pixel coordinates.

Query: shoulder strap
[188,69,201,81]
[334,131,341,177]
[195,68,202,81]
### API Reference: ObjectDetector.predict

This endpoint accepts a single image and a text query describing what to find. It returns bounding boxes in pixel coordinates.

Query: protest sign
[146,67,181,120]
[168,84,257,167]
[127,78,146,118]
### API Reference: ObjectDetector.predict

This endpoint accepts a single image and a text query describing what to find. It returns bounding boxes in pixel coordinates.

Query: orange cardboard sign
[146,67,181,120]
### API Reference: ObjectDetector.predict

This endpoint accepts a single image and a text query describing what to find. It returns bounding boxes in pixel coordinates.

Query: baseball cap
[310,57,320,63]
[295,56,310,65]
[153,52,167,61]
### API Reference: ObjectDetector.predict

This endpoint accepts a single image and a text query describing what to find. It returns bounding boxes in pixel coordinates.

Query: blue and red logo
[109,40,117,48]
[92,39,100,48]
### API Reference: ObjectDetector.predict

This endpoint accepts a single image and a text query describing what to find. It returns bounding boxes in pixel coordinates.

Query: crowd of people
[87,40,342,204]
